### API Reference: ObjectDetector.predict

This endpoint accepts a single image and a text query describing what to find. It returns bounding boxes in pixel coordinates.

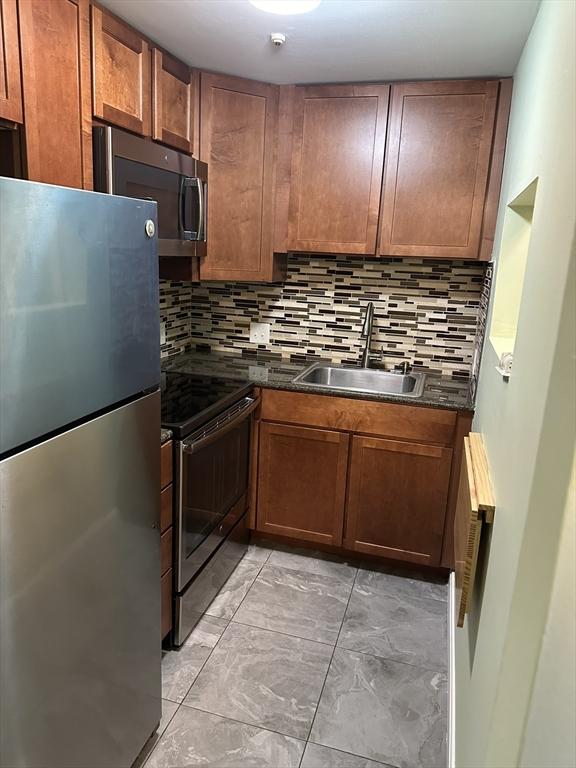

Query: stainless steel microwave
[93,126,207,260]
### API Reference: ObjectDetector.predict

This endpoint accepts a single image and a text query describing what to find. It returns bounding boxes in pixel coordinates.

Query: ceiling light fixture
[249,0,321,15]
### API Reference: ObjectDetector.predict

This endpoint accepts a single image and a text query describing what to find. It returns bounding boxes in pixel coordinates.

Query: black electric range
[160,369,253,439]
[161,368,256,648]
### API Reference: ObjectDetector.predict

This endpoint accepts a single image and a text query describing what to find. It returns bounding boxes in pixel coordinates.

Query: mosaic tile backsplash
[160,255,487,379]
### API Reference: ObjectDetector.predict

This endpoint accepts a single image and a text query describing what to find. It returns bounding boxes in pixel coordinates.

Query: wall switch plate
[249,322,270,345]
[160,322,166,345]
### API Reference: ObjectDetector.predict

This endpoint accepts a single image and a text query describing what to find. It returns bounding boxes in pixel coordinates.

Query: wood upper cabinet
[345,435,453,566]
[18,0,92,188]
[287,84,390,255]
[379,80,499,259]
[152,48,198,155]
[257,422,349,546]
[91,6,151,136]
[199,72,285,282]
[0,0,22,123]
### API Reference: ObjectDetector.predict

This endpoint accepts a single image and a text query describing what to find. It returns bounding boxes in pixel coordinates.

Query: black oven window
[181,419,250,559]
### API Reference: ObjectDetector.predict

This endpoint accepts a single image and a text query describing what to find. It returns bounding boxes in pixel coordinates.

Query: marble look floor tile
[205,561,262,620]
[161,616,228,703]
[267,548,357,585]
[133,700,180,768]
[356,567,448,603]
[310,648,447,768]
[233,564,352,644]
[145,706,304,768]
[301,742,389,768]
[243,544,273,565]
[338,586,447,671]
[184,622,333,739]
[158,699,179,735]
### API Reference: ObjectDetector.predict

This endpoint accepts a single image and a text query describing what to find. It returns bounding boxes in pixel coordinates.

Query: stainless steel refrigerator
[0,177,162,767]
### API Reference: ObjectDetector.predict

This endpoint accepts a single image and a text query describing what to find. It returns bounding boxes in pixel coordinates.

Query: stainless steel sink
[292,363,426,398]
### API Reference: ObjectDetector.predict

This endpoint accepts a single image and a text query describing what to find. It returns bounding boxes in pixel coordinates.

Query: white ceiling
[100,0,540,84]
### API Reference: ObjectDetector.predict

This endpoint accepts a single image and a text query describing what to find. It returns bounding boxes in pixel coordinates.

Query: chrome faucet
[360,301,375,368]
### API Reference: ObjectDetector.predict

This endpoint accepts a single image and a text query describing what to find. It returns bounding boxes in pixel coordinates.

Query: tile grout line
[178,700,308,745]
[229,617,339,649]
[301,566,359,758]
[303,741,398,768]
[176,550,273,706]
[141,701,181,767]
[333,642,449,676]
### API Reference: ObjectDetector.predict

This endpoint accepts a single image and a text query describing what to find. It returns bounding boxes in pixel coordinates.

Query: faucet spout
[360,301,375,368]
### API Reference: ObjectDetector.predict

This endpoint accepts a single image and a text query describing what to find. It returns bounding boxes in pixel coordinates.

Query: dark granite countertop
[161,349,474,412]
[161,427,173,445]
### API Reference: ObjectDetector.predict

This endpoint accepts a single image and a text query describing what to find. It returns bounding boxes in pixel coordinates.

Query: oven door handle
[182,396,260,455]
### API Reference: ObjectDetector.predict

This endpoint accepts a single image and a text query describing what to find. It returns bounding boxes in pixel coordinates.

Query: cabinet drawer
[160,527,172,576]
[160,484,173,533]
[160,441,173,489]
[260,389,456,446]
[161,568,172,638]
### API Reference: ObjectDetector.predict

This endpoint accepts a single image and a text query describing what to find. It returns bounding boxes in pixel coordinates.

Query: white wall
[455,1,576,766]
[520,453,576,768]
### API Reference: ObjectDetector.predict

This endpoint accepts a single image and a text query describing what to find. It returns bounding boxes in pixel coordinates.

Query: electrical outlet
[249,322,270,345]
[160,322,166,345]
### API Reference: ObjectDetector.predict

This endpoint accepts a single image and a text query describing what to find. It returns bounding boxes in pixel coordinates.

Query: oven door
[176,396,259,591]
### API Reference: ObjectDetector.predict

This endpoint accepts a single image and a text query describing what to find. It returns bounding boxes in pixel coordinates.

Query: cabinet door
[199,72,281,282]
[152,48,198,155]
[379,80,498,259]
[257,422,349,546]
[345,435,453,565]
[0,0,22,122]
[91,6,151,136]
[18,0,92,188]
[287,84,389,255]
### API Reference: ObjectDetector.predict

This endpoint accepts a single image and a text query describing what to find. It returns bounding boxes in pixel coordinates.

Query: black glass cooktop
[161,370,252,438]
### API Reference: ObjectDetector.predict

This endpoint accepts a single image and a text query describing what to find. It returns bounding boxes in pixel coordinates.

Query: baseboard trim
[448,571,456,768]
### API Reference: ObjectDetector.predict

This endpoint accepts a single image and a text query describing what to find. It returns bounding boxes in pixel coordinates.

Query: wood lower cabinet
[287,84,389,255]
[161,568,172,640]
[256,388,467,568]
[0,0,22,123]
[18,0,92,188]
[160,440,173,639]
[91,5,151,136]
[344,436,453,565]
[152,48,198,155]
[199,72,286,282]
[379,80,499,260]
[257,421,349,545]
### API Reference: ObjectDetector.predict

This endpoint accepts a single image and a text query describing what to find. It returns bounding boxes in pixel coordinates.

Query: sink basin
[292,363,426,398]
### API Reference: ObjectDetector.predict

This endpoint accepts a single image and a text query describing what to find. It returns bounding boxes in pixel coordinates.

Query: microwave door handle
[196,177,205,241]
[179,177,196,241]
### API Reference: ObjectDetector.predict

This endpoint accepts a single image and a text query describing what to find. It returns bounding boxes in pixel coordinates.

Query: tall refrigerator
[0,178,162,767]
